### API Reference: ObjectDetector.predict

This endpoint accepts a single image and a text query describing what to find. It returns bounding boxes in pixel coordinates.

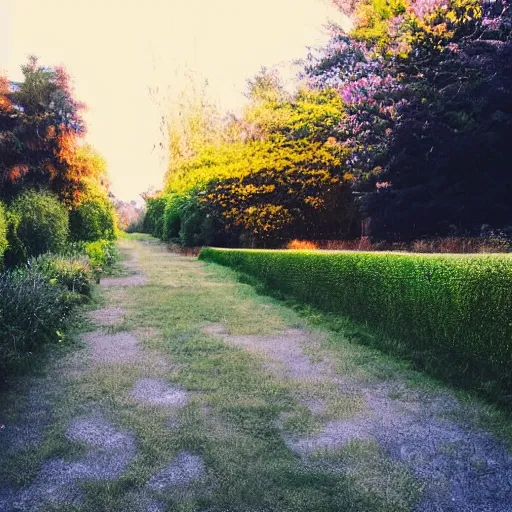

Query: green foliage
[143,195,167,239]
[162,88,356,247]
[0,266,84,379]
[6,190,69,266]
[30,253,93,296]
[3,210,26,268]
[202,138,356,245]
[177,193,219,247]
[161,192,232,247]
[351,0,408,48]
[162,193,187,241]
[0,202,7,265]
[83,239,119,269]
[200,248,512,402]
[69,194,117,242]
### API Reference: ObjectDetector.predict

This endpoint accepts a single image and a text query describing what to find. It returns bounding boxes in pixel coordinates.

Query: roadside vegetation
[0,57,119,382]
[3,236,511,512]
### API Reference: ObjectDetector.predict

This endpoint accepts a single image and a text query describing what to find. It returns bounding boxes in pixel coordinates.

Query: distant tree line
[144,0,512,247]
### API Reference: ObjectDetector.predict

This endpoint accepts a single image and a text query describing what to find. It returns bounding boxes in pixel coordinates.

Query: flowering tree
[313,0,512,239]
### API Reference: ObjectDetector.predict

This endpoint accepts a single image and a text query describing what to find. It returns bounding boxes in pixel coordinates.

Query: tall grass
[200,248,512,403]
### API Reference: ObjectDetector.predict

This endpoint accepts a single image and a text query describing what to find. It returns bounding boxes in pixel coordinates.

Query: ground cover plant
[200,248,512,403]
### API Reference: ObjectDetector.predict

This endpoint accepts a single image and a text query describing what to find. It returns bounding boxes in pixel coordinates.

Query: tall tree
[0,56,86,204]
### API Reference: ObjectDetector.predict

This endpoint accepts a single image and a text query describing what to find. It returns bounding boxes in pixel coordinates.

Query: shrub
[178,194,218,247]
[0,202,7,265]
[143,195,167,239]
[30,253,93,296]
[7,190,69,264]
[200,248,512,403]
[163,193,188,241]
[69,195,117,242]
[84,239,119,269]
[0,268,74,378]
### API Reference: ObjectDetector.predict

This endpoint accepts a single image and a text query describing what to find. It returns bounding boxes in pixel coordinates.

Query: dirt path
[1,235,511,512]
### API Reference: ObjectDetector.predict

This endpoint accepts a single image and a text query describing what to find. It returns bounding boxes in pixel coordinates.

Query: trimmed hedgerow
[200,248,512,402]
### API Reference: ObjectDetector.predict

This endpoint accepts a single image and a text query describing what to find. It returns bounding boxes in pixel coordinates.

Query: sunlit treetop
[0,56,112,206]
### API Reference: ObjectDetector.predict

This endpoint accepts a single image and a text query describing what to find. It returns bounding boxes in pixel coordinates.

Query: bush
[3,210,26,268]
[0,268,76,378]
[0,202,7,265]
[30,253,93,296]
[143,195,167,239]
[6,190,69,265]
[84,239,119,269]
[163,193,187,241]
[162,192,230,247]
[178,194,218,247]
[200,248,512,403]
[69,195,117,242]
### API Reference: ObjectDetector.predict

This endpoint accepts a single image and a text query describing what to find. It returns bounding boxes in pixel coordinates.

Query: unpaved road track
[1,236,511,512]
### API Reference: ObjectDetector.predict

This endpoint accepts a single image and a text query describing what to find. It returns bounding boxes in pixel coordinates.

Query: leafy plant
[143,195,167,239]
[0,202,7,266]
[0,268,75,378]
[6,190,69,265]
[30,253,93,296]
[69,194,117,242]
[83,239,119,269]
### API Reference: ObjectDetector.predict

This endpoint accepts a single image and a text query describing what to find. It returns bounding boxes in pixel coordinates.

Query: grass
[199,247,512,404]
[1,234,511,511]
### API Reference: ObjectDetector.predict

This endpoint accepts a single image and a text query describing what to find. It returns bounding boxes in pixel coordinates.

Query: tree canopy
[148,0,512,245]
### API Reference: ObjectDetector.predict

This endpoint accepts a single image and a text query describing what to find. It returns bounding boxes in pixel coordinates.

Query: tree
[309,0,512,239]
[0,56,86,204]
[162,85,358,246]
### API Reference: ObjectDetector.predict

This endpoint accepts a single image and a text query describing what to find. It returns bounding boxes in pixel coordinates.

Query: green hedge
[200,248,512,401]
[163,193,187,241]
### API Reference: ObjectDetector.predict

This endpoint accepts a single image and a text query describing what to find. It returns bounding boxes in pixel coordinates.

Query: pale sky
[0,0,348,201]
